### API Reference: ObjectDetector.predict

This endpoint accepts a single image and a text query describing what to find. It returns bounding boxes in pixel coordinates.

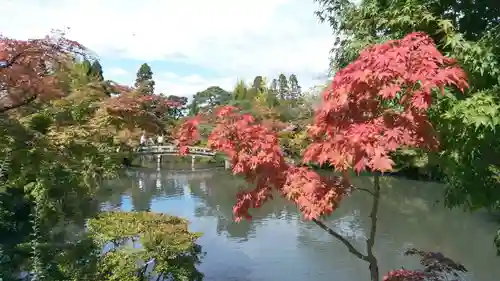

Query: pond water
[101,163,499,281]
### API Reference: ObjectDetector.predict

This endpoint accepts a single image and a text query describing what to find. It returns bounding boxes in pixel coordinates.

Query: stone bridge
[136,145,216,157]
[135,145,228,169]
[135,145,295,170]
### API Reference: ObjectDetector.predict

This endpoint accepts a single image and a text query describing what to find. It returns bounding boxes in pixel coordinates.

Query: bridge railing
[135,145,295,165]
[136,145,216,157]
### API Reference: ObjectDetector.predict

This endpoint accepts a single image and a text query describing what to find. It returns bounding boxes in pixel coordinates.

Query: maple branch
[353,187,375,196]
[0,94,38,114]
[312,218,368,261]
[0,48,47,69]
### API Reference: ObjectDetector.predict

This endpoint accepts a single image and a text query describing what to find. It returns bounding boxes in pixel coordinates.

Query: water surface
[102,166,499,281]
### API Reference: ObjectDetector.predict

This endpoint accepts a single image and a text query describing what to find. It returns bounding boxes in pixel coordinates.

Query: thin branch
[0,52,26,69]
[353,187,375,196]
[0,94,38,113]
[312,218,368,261]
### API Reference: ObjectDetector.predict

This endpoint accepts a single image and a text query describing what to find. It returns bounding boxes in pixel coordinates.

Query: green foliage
[190,86,232,114]
[0,58,172,279]
[1,212,203,281]
[232,79,248,101]
[277,73,288,99]
[134,63,155,95]
[88,212,204,281]
[435,92,500,209]
[90,60,104,81]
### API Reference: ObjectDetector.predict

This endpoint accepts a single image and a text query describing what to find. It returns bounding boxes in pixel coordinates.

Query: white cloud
[107,70,237,98]
[154,72,237,99]
[107,67,129,77]
[161,77,236,99]
[1,0,334,97]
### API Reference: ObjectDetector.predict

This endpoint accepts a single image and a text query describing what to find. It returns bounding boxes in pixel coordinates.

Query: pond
[101,164,499,281]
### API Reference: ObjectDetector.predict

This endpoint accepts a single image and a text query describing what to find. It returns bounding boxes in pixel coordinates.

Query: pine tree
[90,60,104,81]
[233,79,248,100]
[82,59,92,77]
[288,74,301,100]
[278,73,289,100]
[134,63,155,95]
[252,76,264,92]
[270,78,278,93]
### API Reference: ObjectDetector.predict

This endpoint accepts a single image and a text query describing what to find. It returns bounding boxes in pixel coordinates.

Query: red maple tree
[175,32,468,281]
[0,31,87,113]
[0,31,179,136]
[102,91,181,133]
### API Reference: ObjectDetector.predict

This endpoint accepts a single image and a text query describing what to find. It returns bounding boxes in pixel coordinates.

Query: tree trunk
[312,172,382,281]
[366,173,381,281]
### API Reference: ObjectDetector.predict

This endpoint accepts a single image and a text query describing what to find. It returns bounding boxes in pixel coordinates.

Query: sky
[1,0,334,99]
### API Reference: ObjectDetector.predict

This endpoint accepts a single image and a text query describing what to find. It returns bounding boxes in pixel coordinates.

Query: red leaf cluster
[104,92,178,117]
[383,269,425,281]
[103,92,179,133]
[174,32,468,221]
[0,32,88,113]
[176,106,349,221]
[304,32,468,174]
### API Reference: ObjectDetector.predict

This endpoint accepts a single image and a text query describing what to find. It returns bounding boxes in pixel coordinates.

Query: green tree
[232,79,249,101]
[191,86,231,113]
[188,98,200,116]
[288,74,301,100]
[266,78,280,108]
[251,75,264,92]
[90,60,104,81]
[247,75,268,102]
[81,59,92,76]
[87,212,204,281]
[277,73,289,100]
[270,78,278,93]
[134,63,155,95]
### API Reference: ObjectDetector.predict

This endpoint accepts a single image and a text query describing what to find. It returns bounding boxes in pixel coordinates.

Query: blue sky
[2,0,334,99]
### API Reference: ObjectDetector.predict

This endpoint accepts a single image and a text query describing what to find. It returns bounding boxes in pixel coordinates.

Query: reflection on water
[102,167,499,281]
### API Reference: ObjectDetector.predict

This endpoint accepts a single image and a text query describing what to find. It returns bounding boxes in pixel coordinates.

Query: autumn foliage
[0,31,87,113]
[304,32,468,174]
[175,32,468,222]
[176,106,349,221]
[100,91,183,135]
[104,92,180,117]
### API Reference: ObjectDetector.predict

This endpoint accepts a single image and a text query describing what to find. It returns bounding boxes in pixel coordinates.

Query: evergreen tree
[288,74,301,100]
[90,60,104,81]
[252,76,264,92]
[82,59,92,77]
[278,73,289,100]
[134,63,155,95]
[189,99,200,116]
[232,79,248,100]
[267,78,280,107]
[270,78,278,93]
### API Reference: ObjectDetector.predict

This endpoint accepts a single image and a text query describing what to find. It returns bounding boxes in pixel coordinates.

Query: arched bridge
[135,145,224,170]
[135,145,296,170]
[136,145,215,157]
